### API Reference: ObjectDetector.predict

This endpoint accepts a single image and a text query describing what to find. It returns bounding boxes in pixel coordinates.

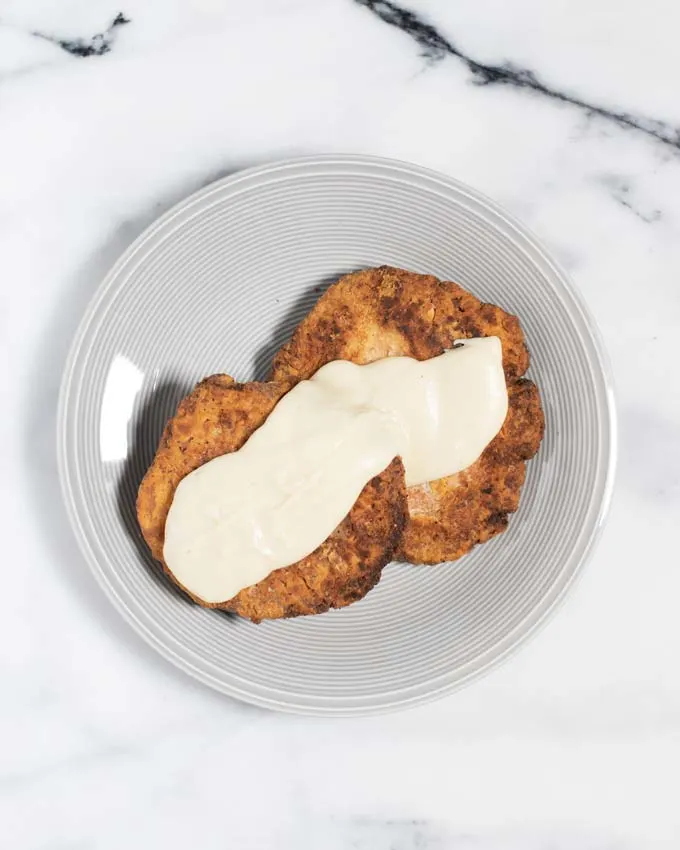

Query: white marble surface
[1,0,679,846]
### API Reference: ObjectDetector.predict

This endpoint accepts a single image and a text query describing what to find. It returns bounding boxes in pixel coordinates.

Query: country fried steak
[137,374,407,621]
[270,266,544,563]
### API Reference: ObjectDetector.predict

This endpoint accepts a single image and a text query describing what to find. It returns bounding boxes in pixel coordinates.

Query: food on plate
[271,266,530,383]
[270,266,545,563]
[137,266,544,621]
[152,340,504,605]
[399,377,543,562]
[137,374,407,622]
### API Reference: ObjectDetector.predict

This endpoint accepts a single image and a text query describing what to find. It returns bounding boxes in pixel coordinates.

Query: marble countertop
[2,0,679,847]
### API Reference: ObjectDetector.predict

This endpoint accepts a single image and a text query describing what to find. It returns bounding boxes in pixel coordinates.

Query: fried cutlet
[270,266,545,564]
[400,378,543,562]
[137,374,407,622]
[271,266,530,383]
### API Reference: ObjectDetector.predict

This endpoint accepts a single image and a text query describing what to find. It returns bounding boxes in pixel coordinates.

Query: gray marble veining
[1,0,678,846]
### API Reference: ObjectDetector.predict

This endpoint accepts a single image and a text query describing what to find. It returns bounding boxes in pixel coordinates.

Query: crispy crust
[229,456,406,621]
[271,266,530,383]
[136,374,407,621]
[270,266,544,563]
[398,379,544,563]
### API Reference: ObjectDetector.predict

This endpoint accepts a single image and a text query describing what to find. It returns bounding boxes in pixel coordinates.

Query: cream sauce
[163,337,507,603]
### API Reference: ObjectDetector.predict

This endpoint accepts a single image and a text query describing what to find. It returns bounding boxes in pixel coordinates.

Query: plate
[58,155,616,714]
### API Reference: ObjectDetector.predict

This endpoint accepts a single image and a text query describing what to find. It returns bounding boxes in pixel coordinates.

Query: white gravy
[163,337,508,603]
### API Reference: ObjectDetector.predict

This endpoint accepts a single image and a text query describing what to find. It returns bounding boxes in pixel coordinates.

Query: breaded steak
[271,266,530,383]
[270,266,545,563]
[399,378,543,563]
[137,374,407,622]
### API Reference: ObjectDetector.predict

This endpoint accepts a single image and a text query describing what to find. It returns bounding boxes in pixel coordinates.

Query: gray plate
[57,155,616,715]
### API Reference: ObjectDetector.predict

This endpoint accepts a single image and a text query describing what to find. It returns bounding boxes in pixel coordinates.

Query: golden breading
[136,374,407,622]
[270,266,544,563]
[271,266,530,383]
[399,379,543,563]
